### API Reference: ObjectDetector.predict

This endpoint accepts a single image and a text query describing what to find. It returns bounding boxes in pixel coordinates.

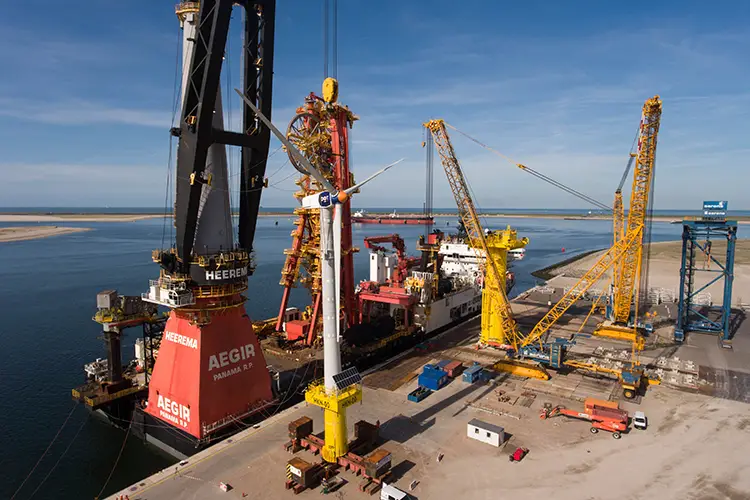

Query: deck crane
[423,119,528,348]
[425,96,663,399]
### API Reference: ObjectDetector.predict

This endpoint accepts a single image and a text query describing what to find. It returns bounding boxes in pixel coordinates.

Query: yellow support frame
[520,225,644,349]
[305,381,362,463]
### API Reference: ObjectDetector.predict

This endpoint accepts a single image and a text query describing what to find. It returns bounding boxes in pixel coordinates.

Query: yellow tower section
[480,227,528,346]
[304,379,362,462]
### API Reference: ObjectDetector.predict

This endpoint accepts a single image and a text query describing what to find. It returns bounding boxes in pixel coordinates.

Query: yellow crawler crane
[424,97,662,398]
[596,96,662,342]
[423,119,528,348]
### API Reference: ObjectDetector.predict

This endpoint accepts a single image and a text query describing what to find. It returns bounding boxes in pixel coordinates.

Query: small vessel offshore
[352,209,434,225]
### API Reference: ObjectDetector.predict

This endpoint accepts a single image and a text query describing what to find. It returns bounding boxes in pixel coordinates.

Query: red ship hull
[353,216,434,225]
[145,301,273,439]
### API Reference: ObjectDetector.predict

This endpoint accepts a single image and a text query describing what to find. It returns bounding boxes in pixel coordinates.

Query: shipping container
[288,416,313,440]
[585,398,619,411]
[444,361,463,378]
[418,371,448,391]
[436,360,451,370]
[462,363,483,383]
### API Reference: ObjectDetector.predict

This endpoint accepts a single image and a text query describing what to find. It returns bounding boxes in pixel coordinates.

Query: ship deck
[108,287,750,500]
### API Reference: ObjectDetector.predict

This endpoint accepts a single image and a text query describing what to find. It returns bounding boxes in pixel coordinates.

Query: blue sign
[318,191,332,208]
[703,200,727,217]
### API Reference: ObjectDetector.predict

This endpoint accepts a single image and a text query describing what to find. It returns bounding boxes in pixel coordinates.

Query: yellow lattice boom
[521,224,644,349]
[613,96,662,324]
[423,119,525,347]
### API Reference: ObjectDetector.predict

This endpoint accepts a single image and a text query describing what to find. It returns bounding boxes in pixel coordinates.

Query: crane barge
[72,0,279,456]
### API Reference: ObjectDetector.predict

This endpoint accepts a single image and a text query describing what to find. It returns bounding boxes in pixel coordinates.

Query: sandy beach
[0,226,92,242]
[0,214,166,223]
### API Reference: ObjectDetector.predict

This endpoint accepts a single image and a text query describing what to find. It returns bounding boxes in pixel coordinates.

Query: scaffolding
[675,218,737,347]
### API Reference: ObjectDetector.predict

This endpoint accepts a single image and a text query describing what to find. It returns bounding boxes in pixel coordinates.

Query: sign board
[703,200,728,218]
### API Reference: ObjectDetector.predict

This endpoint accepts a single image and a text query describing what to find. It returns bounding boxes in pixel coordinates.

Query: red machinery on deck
[275,89,358,346]
[540,398,630,439]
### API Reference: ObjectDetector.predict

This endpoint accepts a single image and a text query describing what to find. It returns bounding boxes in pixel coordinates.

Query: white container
[467,418,505,447]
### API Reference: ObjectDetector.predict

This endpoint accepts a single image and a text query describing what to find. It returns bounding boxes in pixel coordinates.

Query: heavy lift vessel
[423,99,663,399]
[72,0,279,456]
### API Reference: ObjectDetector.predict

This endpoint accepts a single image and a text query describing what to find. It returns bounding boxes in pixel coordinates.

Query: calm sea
[0,215,686,498]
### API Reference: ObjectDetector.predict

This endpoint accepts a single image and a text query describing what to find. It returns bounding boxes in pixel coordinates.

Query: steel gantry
[675,217,737,347]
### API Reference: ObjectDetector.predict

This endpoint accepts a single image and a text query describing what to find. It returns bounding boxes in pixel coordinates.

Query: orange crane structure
[540,398,630,439]
[275,83,359,346]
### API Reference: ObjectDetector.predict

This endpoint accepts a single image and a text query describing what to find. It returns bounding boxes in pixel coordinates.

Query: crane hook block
[322,77,339,104]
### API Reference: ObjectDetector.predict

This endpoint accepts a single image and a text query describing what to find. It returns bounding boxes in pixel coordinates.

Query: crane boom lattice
[613,96,662,324]
[522,224,644,348]
[424,119,521,346]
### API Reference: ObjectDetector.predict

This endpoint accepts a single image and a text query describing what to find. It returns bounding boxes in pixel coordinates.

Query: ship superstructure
[344,230,517,359]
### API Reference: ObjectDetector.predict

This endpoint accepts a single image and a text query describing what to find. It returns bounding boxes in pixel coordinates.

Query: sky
[0,0,748,210]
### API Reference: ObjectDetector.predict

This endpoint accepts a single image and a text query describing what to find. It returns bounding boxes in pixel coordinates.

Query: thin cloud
[0,98,171,128]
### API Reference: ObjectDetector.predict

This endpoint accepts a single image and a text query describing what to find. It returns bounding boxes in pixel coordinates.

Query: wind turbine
[235,88,402,461]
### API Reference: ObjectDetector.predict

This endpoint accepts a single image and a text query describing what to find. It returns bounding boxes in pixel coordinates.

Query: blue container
[408,387,432,402]
[462,364,483,383]
[418,365,449,391]
[437,360,451,370]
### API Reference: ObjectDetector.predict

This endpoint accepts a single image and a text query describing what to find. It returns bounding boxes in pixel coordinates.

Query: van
[633,411,647,430]
[381,483,410,500]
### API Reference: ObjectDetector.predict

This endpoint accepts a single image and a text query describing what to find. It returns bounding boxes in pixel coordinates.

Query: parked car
[633,411,648,430]
[509,447,529,462]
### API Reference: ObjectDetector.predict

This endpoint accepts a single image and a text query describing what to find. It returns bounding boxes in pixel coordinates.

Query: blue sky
[1,0,748,209]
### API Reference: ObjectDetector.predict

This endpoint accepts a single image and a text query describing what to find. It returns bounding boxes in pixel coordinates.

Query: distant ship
[352,209,434,225]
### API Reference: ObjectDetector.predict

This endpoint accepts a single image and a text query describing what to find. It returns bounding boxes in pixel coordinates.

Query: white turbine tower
[235,88,402,460]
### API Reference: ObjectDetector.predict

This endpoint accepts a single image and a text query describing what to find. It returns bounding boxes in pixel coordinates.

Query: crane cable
[95,416,134,500]
[27,413,91,499]
[443,123,613,212]
[10,403,79,500]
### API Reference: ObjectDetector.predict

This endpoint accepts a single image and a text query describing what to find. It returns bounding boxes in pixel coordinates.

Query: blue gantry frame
[675,219,737,347]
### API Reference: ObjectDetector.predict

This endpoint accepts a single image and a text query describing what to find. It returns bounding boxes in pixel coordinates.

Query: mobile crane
[596,96,662,343]
[424,96,663,399]
[423,119,528,348]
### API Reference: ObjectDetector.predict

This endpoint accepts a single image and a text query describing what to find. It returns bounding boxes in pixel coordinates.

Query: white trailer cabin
[467,418,505,447]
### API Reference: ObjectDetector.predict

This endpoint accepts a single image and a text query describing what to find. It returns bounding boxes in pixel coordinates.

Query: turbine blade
[233,88,334,192]
[343,158,405,196]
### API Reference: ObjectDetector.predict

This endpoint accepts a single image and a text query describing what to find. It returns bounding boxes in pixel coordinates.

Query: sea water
[0,216,684,498]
